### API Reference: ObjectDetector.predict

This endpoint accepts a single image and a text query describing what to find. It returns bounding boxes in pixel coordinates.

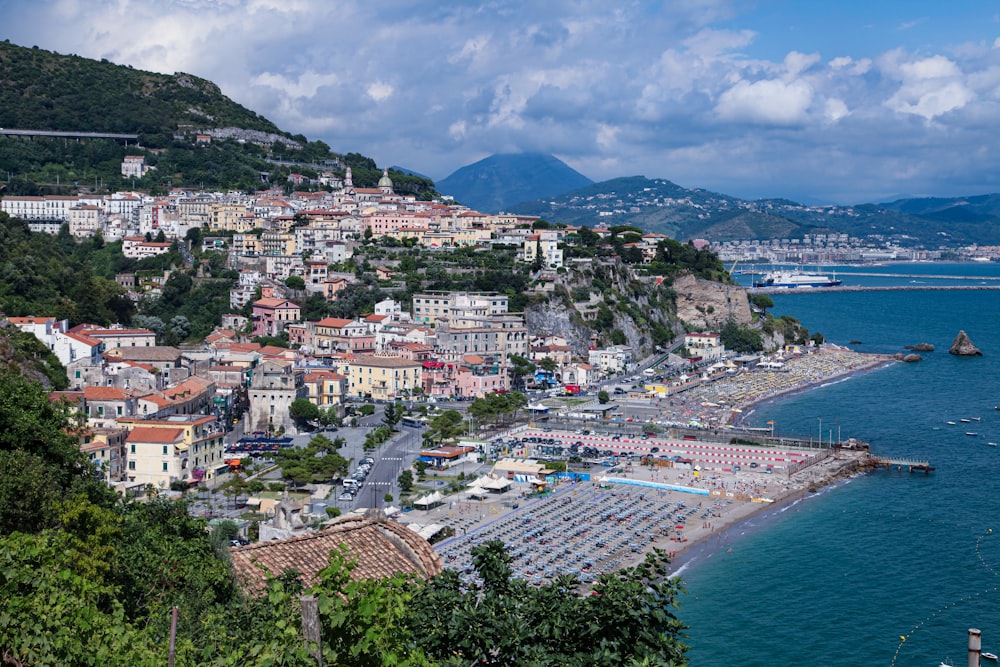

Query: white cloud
[5,0,1000,202]
[715,78,814,125]
[252,71,342,99]
[366,81,394,102]
[824,98,849,121]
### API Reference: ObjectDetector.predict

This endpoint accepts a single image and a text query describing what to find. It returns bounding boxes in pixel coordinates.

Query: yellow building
[303,369,348,411]
[120,414,229,488]
[209,203,254,232]
[348,354,423,401]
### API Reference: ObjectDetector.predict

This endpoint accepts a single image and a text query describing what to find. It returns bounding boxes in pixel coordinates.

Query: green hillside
[0,41,436,197]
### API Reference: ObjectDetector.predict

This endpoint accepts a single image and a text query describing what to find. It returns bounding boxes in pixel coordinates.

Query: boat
[971,416,981,422]
[960,418,972,423]
[946,421,957,425]
[966,432,979,437]
[982,651,998,661]
[753,270,842,289]
[988,442,998,447]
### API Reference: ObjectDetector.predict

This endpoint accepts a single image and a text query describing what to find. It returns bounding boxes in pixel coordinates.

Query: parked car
[338,492,355,501]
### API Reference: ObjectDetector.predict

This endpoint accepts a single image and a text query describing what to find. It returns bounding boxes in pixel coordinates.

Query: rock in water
[949,330,982,356]
[912,342,935,352]
[902,354,922,363]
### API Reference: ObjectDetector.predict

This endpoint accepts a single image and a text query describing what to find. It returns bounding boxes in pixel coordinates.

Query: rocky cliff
[672,273,752,330]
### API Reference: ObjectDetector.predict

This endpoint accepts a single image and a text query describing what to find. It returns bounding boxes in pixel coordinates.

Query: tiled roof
[230,514,442,594]
[126,426,185,444]
[83,386,134,401]
[106,346,182,362]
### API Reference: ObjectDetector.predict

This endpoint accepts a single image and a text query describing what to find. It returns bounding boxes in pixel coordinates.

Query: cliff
[672,273,752,330]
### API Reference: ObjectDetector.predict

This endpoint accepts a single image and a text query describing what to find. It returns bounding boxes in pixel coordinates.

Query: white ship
[753,270,842,289]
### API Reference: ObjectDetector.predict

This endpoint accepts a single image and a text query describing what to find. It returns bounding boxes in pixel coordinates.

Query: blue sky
[3,0,1000,204]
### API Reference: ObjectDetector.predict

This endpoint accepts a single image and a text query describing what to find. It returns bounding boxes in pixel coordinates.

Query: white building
[684,332,725,361]
[588,345,634,375]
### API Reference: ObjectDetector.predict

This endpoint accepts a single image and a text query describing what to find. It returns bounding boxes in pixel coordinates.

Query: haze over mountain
[436,153,592,214]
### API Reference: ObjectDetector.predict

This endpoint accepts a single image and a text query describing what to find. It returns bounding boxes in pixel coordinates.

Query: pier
[866,455,934,473]
[749,284,1000,295]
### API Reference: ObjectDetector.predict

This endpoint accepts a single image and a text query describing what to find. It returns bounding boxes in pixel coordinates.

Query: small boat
[983,652,998,662]
[966,432,979,437]
[960,418,972,423]
[971,416,982,422]
[946,421,957,425]
[988,442,998,447]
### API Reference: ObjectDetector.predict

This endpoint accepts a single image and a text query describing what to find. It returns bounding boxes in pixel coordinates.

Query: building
[684,332,725,362]
[124,424,188,488]
[251,298,301,337]
[412,292,509,326]
[122,236,173,260]
[247,359,306,434]
[120,414,228,488]
[348,354,423,401]
[302,369,348,412]
[588,345,635,375]
[433,315,528,364]
[80,427,129,484]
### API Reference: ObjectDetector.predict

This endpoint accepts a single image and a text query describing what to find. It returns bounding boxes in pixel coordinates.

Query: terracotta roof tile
[230,515,442,594]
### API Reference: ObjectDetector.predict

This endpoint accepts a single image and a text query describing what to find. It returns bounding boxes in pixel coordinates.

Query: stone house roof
[229,513,443,594]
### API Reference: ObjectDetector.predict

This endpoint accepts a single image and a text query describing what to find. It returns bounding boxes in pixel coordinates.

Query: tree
[289,398,320,423]
[398,470,414,493]
[284,275,305,291]
[750,294,774,314]
[598,390,610,404]
[405,540,688,665]
[382,401,401,431]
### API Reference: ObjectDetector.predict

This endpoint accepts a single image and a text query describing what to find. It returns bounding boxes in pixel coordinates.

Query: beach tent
[412,491,445,510]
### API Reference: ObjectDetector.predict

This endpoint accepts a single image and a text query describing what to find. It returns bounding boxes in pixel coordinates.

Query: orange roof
[126,426,184,444]
[316,317,353,329]
[253,297,299,309]
[83,386,134,401]
[137,393,174,408]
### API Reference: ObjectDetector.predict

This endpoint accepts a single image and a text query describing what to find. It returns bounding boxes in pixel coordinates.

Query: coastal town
[0,156,907,586]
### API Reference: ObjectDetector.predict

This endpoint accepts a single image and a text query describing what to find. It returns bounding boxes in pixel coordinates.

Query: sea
[680,262,1000,667]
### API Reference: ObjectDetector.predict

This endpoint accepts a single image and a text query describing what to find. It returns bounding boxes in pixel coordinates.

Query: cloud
[715,78,814,125]
[4,0,1000,202]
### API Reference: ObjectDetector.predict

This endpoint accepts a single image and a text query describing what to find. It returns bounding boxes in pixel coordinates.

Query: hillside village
[0,160,756,499]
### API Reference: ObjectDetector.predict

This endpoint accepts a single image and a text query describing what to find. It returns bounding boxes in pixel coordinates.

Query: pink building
[251,297,301,337]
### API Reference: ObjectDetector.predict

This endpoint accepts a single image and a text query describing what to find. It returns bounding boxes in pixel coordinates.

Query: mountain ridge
[437,152,592,213]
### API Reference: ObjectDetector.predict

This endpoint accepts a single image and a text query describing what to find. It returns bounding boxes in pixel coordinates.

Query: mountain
[507,176,1000,246]
[0,41,436,197]
[437,153,592,213]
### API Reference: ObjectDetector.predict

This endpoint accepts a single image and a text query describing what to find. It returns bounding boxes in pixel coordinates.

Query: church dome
[378,168,393,190]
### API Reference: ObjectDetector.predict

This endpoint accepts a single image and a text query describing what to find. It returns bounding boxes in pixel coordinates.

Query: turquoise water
[681,263,1000,666]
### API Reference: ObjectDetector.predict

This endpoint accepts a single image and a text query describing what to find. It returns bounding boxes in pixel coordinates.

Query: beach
[414,345,893,582]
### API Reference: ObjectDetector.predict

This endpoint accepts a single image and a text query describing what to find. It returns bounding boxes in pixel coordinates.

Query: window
[130,444,135,454]
[162,445,168,455]
[129,461,135,470]
[162,462,168,471]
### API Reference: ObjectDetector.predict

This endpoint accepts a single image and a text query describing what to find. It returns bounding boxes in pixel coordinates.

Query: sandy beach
[411,345,893,582]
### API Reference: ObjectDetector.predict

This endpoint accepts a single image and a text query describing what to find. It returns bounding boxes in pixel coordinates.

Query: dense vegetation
[0,212,135,324]
[0,368,689,666]
[0,41,438,197]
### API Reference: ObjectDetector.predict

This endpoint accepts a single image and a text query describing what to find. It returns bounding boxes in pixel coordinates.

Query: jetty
[748,284,1000,295]
[865,455,934,473]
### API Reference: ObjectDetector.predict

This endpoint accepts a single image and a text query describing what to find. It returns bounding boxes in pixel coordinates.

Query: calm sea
[682,263,1000,666]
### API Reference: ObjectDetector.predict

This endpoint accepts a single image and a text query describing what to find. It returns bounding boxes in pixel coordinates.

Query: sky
[3,0,1000,204]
